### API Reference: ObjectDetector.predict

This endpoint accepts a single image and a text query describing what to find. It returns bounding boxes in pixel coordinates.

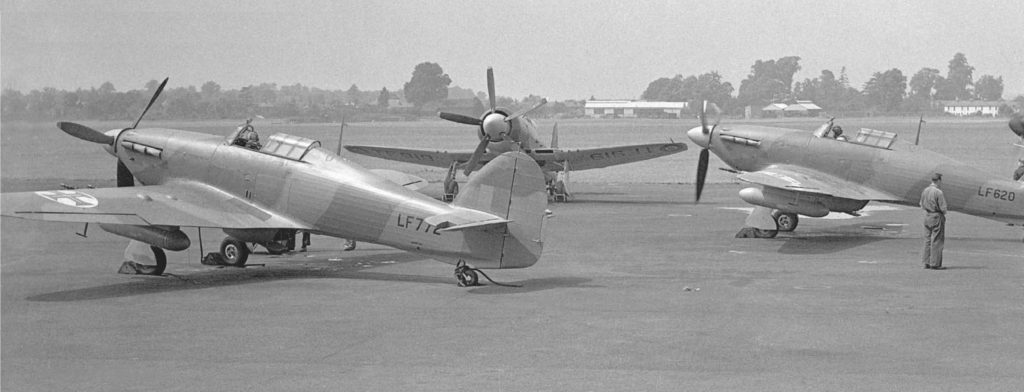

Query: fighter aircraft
[0,79,550,286]
[686,101,1024,238]
[344,68,687,201]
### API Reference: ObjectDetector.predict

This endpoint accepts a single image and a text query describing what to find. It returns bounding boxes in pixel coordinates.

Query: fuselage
[692,124,1024,226]
[109,127,538,268]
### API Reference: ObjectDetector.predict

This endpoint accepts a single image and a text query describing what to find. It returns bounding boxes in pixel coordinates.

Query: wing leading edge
[1,181,308,229]
[737,164,901,201]
[345,142,687,173]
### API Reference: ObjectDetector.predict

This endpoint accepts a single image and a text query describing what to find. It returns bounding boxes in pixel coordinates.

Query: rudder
[454,151,548,268]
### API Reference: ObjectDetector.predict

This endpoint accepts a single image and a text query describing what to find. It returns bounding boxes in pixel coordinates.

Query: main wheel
[219,237,250,267]
[772,211,799,232]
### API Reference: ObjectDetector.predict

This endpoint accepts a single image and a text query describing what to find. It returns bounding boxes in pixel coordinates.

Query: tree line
[641,53,1018,115]
[2,54,1019,122]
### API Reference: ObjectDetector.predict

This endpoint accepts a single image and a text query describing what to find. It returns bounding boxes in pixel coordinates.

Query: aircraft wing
[0,181,309,229]
[738,164,901,201]
[534,142,687,171]
[345,145,484,169]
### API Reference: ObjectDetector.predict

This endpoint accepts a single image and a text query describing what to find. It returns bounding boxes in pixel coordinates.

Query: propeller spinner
[439,67,547,175]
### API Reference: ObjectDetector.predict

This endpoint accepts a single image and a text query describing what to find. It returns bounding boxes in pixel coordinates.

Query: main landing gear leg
[117,240,167,275]
[454,260,479,287]
[735,206,780,238]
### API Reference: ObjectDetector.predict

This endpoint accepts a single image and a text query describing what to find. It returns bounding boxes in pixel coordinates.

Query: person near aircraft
[920,173,948,270]
[1013,158,1024,182]
[831,125,847,141]
[234,119,261,150]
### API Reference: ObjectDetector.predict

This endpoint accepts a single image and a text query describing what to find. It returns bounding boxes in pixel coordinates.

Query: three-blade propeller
[438,67,547,175]
[56,77,169,187]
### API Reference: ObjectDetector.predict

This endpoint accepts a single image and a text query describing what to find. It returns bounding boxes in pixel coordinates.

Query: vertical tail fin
[454,151,548,268]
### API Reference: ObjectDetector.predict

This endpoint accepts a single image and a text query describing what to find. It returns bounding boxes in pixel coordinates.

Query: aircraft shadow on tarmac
[25,251,593,302]
[567,192,694,206]
[772,222,907,255]
[466,276,598,295]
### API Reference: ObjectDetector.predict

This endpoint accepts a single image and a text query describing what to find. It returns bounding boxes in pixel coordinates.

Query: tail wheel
[454,261,479,287]
[219,237,250,267]
[772,211,799,232]
[456,269,479,287]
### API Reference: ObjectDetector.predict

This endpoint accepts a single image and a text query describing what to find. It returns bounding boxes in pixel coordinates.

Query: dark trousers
[922,212,945,267]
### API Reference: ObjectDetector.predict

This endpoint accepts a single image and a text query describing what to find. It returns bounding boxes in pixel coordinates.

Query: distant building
[584,100,688,118]
[937,100,1002,117]
[761,103,787,118]
[761,101,822,117]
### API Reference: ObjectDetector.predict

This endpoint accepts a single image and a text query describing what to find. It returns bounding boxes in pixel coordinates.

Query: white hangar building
[584,100,689,118]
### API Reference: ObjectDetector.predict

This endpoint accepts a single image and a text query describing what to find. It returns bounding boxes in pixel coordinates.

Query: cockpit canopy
[225,123,321,160]
[851,128,897,149]
[813,120,898,149]
[259,133,321,161]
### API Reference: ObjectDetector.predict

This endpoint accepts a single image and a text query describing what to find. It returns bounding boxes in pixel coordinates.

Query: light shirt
[919,183,947,214]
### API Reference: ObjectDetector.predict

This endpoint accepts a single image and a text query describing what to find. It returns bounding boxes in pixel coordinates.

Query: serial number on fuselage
[396,213,442,235]
[977,187,1016,201]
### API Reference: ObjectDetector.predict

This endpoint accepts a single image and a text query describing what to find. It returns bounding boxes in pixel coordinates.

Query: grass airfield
[3,117,1023,390]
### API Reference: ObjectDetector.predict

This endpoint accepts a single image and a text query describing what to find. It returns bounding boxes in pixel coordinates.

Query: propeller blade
[1010,112,1024,137]
[551,122,559,149]
[130,77,168,129]
[117,159,135,187]
[57,121,114,145]
[695,148,709,203]
[439,111,483,126]
[506,98,547,121]
[486,67,496,111]
[708,102,722,132]
[463,138,489,176]
[700,100,710,135]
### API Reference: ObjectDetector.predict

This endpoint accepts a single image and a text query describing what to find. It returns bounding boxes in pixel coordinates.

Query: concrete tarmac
[3,183,1023,391]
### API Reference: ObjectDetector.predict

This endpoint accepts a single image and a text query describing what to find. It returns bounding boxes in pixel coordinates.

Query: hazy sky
[3,0,1022,101]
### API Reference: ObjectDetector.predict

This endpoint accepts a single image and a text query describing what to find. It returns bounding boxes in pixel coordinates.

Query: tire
[219,237,250,267]
[772,211,799,232]
[456,268,478,287]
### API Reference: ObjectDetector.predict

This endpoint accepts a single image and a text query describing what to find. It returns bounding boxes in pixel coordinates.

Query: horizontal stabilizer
[424,208,509,232]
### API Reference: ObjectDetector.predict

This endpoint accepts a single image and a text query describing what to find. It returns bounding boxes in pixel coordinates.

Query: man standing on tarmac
[920,173,948,270]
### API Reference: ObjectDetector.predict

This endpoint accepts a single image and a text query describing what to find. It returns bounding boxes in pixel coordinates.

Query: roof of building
[585,100,688,109]
[762,103,787,111]
[937,100,1004,107]
[783,102,822,111]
